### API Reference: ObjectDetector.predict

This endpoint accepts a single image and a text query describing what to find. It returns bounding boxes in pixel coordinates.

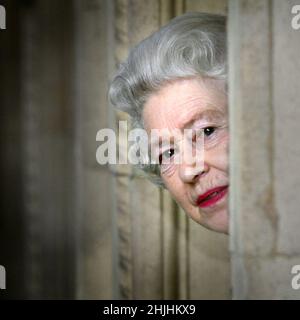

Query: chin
[208,223,229,234]
[198,209,229,234]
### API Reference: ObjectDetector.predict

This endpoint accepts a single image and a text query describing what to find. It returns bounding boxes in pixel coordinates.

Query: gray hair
[109,12,227,187]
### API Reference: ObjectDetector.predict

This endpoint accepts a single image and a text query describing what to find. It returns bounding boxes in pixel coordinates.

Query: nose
[179,154,209,183]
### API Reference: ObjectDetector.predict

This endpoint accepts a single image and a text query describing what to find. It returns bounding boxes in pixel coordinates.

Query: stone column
[73,0,114,299]
[21,0,78,299]
[229,0,300,299]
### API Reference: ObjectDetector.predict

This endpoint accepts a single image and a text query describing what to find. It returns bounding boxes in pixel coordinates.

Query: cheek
[210,135,229,172]
[163,175,185,202]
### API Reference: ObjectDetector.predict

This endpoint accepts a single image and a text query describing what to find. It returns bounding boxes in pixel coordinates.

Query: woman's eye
[159,148,175,165]
[203,126,216,137]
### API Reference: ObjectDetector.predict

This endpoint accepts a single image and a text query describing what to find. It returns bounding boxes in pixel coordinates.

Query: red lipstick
[196,186,228,208]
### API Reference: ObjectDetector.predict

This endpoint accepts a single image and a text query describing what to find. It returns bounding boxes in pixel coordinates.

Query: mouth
[196,185,228,208]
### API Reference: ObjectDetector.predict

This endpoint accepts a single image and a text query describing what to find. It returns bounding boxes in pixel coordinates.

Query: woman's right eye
[159,148,175,165]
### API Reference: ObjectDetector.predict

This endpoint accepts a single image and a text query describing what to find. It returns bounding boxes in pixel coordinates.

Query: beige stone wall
[229,0,300,299]
[73,0,114,299]
[21,0,80,299]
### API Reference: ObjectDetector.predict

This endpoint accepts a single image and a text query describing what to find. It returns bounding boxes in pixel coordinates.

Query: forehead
[142,77,227,132]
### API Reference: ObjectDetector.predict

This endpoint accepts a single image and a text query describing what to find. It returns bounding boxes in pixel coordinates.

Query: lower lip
[197,186,228,208]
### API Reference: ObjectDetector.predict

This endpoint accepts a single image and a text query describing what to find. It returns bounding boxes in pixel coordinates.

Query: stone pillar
[73,0,114,299]
[0,0,25,299]
[229,0,300,299]
[21,0,78,299]
[20,0,115,299]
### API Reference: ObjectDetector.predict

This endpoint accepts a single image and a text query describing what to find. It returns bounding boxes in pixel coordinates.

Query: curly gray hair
[109,12,227,187]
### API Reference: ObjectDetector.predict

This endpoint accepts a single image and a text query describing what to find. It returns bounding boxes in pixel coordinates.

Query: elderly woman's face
[143,77,229,233]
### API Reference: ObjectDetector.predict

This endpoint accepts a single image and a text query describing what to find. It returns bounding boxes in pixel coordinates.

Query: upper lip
[196,185,228,205]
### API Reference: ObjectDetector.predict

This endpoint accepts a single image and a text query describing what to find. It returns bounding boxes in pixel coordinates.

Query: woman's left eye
[203,126,216,137]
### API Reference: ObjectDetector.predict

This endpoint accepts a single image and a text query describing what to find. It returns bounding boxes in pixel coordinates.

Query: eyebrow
[178,107,225,129]
[149,106,226,150]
